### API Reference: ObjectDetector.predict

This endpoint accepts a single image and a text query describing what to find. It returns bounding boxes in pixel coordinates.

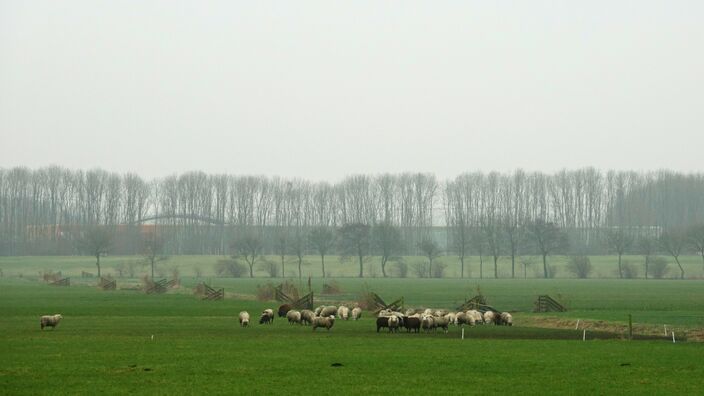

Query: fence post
[628,314,633,340]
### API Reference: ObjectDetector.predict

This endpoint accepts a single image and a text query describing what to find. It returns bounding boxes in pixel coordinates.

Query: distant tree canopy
[2,167,704,276]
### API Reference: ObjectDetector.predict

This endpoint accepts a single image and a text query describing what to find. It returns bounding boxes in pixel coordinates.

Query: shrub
[260,259,279,278]
[567,256,592,279]
[393,260,408,278]
[648,256,669,279]
[255,282,276,301]
[432,262,447,278]
[621,261,639,279]
[215,259,247,278]
[412,262,429,278]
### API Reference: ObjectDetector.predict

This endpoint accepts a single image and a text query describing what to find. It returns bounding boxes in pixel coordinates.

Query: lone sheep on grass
[260,309,275,325]
[40,314,63,330]
[239,311,250,327]
[351,307,362,320]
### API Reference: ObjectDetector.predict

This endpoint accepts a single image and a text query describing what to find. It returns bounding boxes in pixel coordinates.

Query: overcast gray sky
[1,1,702,180]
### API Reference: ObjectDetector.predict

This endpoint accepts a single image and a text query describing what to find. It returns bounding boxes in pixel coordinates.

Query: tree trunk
[281,255,285,278]
[96,254,101,278]
[511,253,515,279]
[249,262,254,278]
[381,257,387,278]
[542,254,548,278]
[460,255,465,278]
[321,255,325,278]
[644,255,649,280]
[617,253,623,279]
[151,258,155,279]
[675,256,684,279]
[493,256,498,279]
[429,258,433,278]
[298,257,302,280]
[479,255,483,279]
[358,254,364,278]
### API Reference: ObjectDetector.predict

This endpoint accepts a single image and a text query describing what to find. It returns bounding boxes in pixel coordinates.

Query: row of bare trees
[2,167,704,266]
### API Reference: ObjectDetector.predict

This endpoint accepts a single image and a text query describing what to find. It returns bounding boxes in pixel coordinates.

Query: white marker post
[575,319,580,330]
[462,327,465,340]
[672,331,676,343]
[583,329,586,341]
[664,325,668,336]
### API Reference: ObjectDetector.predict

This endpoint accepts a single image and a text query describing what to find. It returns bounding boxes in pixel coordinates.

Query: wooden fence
[194,282,224,300]
[50,278,70,286]
[533,295,567,312]
[98,277,116,290]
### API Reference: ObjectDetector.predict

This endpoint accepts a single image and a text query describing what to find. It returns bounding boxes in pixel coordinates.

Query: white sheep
[483,311,496,325]
[300,309,315,325]
[387,315,400,333]
[260,309,274,325]
[312,315,336,331]
[423,308,433,316]
[351,307,362,320]
[40,314,63,330]
[444,312,457,325]
[337,306,350,320]
[421,315,435,332]
[500,312,513,326]
[286,310,302,325]
[238,311,250,327]
[320,306,337,317]
[467,310,483,325]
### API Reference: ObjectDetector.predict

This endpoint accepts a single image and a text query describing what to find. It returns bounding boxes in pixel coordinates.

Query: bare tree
[637,235,658,279]
[289,230,308,280]
[372,222,402,277]
[605,229,633,279]
[337,223,370,278]
[417,238,441,278]
[484,224,503,278]
[659,228,686,279]
[231,232,263,278]
[273,230,288,277]
[142,236,169,279]
[309,226,335,278]
[78,226,113,278]
[687,224,704,271]
[471,229,486,279]
[527,220,568,278]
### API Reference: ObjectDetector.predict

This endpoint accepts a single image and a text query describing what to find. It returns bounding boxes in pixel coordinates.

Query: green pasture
[1,272,704,394]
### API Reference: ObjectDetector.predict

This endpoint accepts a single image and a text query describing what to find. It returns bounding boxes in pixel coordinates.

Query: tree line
[1,167,703,279]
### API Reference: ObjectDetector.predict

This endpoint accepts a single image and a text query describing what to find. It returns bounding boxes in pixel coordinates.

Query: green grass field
[1,257,704,394]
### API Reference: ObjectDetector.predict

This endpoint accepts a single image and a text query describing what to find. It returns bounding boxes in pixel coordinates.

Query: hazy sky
[1,1,702,181]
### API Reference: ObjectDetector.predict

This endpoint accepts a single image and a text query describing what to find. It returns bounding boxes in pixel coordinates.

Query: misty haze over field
[1,1,703,180]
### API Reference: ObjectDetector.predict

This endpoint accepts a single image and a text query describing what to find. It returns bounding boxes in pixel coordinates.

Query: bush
[567,256,592,279]
[393,261,408,278]
[621,261,639,279]
[412,262,429,278]
[215,259,247,278]
[648,256,669,279]
[432,262,447,278]
[260,259,279,278]
[255,282,276,301]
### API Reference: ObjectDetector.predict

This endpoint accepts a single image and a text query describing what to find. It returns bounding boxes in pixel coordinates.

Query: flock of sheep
[237,304,513,333]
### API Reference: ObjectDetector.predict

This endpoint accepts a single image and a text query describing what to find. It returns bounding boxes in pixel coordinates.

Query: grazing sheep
[337,306,350,320]
[455,312,469,326]
[286,310,302,325]
[312,315,335,331]
[499,312,513,326]
[300,310,315,325]
[387,315,400,333]
[320,306,337,317]
[434,316,450,333]
[376,316,390,332]
[467,310,483,325]
[423,308,433,316]
[260,309,274,325]
[434,309,449,317]
[40,314,62,330]
[404,316,421,333]
[278,304,293,318]
[444,312,457,325]
[377,309,394,317]
[483,311,496,325]
[238,311,250,327]
[421,316,435,333]
[351,307,362,320]
[405,308,417,316]
[314,306,325,316]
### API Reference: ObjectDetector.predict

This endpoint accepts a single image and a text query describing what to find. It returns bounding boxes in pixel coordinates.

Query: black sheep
[403,316,421,333]
[376,317,390,333]
[278,304,293,318]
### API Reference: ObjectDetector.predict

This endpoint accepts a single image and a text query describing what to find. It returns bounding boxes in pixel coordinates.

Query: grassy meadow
[1,256,704,394]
